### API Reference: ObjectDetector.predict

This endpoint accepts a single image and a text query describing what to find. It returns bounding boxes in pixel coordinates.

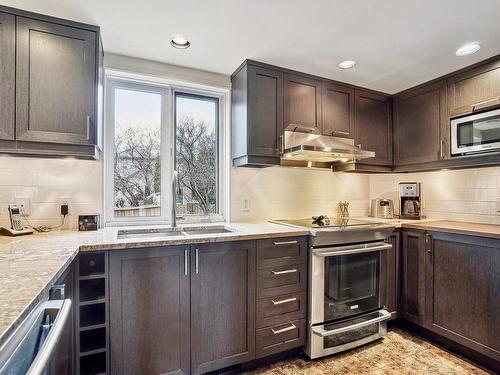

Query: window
[105,77,227,225]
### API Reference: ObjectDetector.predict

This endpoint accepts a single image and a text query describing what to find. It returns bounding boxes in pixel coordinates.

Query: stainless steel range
[272,216,395,359]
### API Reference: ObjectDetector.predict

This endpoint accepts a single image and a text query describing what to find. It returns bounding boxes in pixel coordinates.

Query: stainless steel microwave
[451,108,500,156]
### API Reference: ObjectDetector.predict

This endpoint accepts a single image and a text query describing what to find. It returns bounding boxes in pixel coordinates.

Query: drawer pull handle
[271,269,297,275]
[271,297,297,305]
[332,130,350,136]
[273,240,298,246]
[271,323,296,334]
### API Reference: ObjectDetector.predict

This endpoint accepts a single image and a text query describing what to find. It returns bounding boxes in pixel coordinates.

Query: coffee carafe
[399,182,422,219]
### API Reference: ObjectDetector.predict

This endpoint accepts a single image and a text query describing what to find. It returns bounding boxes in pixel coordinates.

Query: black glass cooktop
[273,216,375,229]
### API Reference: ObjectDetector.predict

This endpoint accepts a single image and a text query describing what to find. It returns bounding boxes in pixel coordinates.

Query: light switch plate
[242,199,250,212]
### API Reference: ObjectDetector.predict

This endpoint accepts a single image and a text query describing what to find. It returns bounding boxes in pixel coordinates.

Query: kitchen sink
[117,226,234,240]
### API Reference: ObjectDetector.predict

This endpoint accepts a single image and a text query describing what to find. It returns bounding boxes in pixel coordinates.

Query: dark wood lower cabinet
[401,229,500,365]
[425,232,500,361]
[400,230,426,325]
[109,246,190,375]
[382,230,400,319]
[190,241,256,375]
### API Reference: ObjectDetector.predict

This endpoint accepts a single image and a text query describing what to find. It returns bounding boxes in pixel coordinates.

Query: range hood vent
[280,130,375,169]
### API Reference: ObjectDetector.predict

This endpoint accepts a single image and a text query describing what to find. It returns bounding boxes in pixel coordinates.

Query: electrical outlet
[60,198,70,216]
[242,199,250,212]
[15,197,31,216]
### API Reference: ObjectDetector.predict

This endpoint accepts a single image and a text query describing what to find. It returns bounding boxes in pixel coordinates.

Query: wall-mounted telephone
[0,204,33,236]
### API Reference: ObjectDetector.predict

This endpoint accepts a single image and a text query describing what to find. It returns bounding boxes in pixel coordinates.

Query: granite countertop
[400,220,500,239]
[0,222,308,345]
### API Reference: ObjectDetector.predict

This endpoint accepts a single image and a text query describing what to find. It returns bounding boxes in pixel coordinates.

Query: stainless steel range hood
[280,130,375,169]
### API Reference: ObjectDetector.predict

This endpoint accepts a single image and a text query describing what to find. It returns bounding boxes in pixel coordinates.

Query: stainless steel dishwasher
[0,297,72,375]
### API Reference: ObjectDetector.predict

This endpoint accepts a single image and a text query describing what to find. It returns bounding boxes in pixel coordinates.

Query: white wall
[0,155,103,230]
[230,167,370,222]
[369,166,500,224]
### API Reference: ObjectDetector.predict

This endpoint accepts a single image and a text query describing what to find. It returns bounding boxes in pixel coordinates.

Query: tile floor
[244,329,490,374]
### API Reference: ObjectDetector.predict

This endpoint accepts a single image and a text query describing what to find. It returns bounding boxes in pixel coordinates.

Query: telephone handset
[0,204,33,236]
[9,204,23,231]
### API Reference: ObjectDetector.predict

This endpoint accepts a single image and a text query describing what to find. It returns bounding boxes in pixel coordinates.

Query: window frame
[104,74,228,226]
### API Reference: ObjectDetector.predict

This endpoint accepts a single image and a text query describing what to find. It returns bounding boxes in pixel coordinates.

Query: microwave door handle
[314,243,392,257]
[312,310,391,337]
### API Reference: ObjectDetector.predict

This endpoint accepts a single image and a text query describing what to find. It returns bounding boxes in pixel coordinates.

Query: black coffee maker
[399,182,422,219]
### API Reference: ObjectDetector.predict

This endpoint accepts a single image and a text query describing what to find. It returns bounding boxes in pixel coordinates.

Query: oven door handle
[313,243,392,257]
[312,309,391,337]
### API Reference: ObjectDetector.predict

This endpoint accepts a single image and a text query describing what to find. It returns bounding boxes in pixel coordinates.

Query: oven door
[310,242,391,325]
[451,109,500,156]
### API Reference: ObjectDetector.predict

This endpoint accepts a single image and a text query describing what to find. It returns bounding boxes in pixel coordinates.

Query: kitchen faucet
[171,170,182,227]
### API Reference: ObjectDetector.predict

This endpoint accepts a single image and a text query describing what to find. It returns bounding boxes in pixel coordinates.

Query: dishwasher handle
[26,299,72,375]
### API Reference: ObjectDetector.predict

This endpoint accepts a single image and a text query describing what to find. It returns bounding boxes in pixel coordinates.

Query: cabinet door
[448,60,500,117]
[0,12,15,141]
[394,81,448,165]
[283,74,322,133]
[109,247,190,375]
[322,82,354,138]
[354,89,392,166]
[425,232,500,361]
[382,231,400,319]
[190,241,256,375]
[248,65,283,158]
[400,230,426,325]
[16,17,96,145]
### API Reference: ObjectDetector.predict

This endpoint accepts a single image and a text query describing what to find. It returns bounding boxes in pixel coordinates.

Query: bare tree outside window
[113,88,162,217]
[175,95,218,216]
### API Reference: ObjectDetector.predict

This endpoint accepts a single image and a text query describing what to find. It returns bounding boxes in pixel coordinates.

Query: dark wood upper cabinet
[16,17,96,146]
[232,63,282,166]
[400,230,426,326]
[0,12,15,141]
[322,82,354,138]
[393,81,448,166]
[283,73,322,133]
[190,241,256,375]
[448,59,500,117]
[425,232,500,361]
[354,89,393,167]
[109,247,190,375]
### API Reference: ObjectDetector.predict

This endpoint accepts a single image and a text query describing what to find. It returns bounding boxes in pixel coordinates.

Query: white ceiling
[3,0,500,93]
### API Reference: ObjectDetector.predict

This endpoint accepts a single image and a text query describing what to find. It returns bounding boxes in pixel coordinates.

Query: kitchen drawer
[257,263,307,298]
[256,319,307,358]
[256,292,307,328]
[257,237,307,269]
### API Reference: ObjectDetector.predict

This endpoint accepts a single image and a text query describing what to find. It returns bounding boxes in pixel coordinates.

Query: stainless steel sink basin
[117,226,234,240]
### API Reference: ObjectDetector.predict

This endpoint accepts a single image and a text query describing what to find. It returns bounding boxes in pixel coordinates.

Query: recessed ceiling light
[455,42,480,56]
[338,60,356,69]
[170,35,190,49]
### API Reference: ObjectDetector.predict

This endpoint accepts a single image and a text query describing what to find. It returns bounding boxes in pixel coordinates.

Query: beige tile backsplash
[369,166,500,225]
[1,153,499,228]
[0,155,103,230]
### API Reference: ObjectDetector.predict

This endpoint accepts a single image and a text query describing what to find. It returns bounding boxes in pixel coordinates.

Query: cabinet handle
[439,139,444,160]
[471,97,500,111]
[289,123,316,133]
[195,248,199,274]
[333,130,350,136]
[86,115,91,140]
[273,240,298,246]
[271,297,297,305]
[425,234,432,255]
[271,269,297,275]
[184,249,189,276]
[280,134,284,154]
[271,323,296,334]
